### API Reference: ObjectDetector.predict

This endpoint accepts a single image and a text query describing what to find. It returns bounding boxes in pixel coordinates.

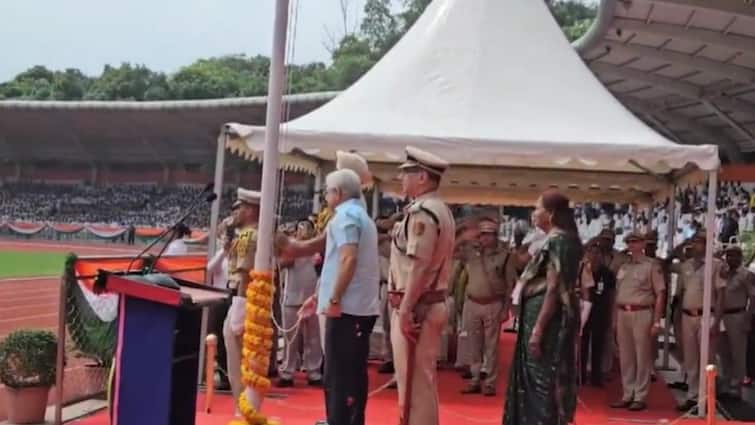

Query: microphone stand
[126,189,216,274]
[146,192,218,274]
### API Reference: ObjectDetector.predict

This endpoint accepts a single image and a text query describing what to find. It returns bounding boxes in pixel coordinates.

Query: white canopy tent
[214,0,721,414]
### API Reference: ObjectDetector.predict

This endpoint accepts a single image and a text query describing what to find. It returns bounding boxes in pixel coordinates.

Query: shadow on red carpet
[69,333,746,425]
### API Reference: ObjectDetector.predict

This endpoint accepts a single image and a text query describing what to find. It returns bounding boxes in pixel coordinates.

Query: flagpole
[247,0,290,411]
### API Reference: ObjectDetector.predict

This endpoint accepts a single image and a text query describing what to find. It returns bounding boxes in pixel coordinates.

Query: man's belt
[466,294,502,305]
[617,304,652,312]
[387,290,446,310]
[682,308,713,317]
[723,307,746,315]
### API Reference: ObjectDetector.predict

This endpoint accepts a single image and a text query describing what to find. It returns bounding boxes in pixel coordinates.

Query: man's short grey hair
[326,169,362,200]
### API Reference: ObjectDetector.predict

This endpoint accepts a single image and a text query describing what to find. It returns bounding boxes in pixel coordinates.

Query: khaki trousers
[681,314,713,401]
[459,299,503,387]
[279,306,323,381]
[391,302,448,425]
[616,308,653,402]
[718,311,749,393]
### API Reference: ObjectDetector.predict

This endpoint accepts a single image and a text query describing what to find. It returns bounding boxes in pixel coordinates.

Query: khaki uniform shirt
[228,225,257,289]
[458,244,517,300]
[724,267,754,310]
[615,255,665,306]
[608,250,630,276]
[673,258,727,310]
[389,191,455,294]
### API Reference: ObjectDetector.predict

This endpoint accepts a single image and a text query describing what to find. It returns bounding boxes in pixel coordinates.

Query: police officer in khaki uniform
[597,228,630,376]
[718,246,754,399]
[223,188,260,415]
[673,232,727,412]
[610,232,665,411]
[389,146,455,425]
[458,220,517,396]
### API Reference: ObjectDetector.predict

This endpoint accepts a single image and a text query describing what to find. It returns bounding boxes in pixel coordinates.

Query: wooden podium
[101,273,228,425]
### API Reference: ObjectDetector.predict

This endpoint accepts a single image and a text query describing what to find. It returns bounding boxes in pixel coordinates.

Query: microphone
[205,193,218,203]
[202,182,215,193]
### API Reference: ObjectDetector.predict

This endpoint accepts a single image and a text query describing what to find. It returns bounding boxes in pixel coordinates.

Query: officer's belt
[617,303,652,312]
[682,308,713,317]
[723,307,746,315]
[387,290,446,309]
[466,294,501,305]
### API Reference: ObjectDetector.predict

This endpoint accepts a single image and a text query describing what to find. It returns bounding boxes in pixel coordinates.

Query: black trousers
[324,314,377,425]
[747,315,755,378]
[580,297,610,385]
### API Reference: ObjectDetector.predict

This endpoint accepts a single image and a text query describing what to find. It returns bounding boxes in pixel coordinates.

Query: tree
[0,1,598,100]
[360,0,400,58]
[328,35,375,89]
[549,0,597,42]
[84,63,169,101]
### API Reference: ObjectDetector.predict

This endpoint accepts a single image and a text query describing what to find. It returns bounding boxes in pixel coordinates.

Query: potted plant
[0,329,57,424]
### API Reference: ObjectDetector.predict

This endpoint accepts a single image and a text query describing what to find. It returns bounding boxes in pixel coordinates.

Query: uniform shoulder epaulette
[408,199,441,227]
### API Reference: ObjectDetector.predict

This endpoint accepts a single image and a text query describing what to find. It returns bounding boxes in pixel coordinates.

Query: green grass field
[0,250,67,278]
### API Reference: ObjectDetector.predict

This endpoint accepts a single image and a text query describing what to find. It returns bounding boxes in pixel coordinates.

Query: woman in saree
[503,190,583,425]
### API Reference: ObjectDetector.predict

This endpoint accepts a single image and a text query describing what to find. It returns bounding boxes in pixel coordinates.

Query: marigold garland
[229,270,279,425]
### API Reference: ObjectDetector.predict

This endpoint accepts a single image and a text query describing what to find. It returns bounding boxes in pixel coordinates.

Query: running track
[0,240,145,420]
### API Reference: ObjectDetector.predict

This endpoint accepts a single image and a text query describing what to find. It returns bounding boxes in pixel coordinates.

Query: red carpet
[70,333,746,425]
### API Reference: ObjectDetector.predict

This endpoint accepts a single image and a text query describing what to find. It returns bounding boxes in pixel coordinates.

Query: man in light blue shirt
[288,168,379,425]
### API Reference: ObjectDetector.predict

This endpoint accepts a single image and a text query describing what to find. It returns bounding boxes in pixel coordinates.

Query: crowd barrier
[0,221,208,244]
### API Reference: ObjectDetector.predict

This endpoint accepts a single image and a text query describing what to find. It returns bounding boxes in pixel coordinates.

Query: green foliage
[0,1,596,100]
[64,253,116,367]
[0,330,58,388]
[549,0,597,42]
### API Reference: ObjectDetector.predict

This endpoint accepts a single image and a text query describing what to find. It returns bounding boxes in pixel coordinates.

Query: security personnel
[597,228,630,376]
[458,220,517,396]
[610,231,665,412]
[718,246,754,400]
[223,188,260,415]
[673,232,727,412]
[389,146,455,425]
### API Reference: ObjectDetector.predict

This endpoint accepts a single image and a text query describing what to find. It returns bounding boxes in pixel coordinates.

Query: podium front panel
[113,296,177,425]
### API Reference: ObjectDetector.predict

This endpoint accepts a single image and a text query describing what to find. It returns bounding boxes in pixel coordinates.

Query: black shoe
[216,380,231,391]
[461,383,481,394]
[651,374,657,382]
[276,378,294,388]
[677,399,697,412]
[378,361,395,374]
[610,400,632,409]
[482,386,496,397]
[460,370,473,380]
[308,378,323,387]
[628,401,647,411]
[668,381,689,391]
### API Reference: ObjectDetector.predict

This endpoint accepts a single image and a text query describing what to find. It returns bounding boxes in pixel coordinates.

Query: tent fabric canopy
[222,0,719,205]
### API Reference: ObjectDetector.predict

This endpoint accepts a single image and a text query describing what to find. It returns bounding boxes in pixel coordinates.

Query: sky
[0,0,372,81]
[0,0,598,82]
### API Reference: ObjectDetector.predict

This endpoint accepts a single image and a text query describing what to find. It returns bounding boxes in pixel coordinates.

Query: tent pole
[313,168,322,213]
[697,170,717,415]
[207,132,227,259]
[246,0,289,411]
[661,184,676,370]
[371,183,380,219]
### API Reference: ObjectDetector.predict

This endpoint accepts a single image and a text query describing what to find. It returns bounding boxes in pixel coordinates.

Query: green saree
[503,230,582,425]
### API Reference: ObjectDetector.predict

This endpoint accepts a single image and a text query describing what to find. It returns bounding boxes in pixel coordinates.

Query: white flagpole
[247,0,290,411]
[697,170,717,415]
